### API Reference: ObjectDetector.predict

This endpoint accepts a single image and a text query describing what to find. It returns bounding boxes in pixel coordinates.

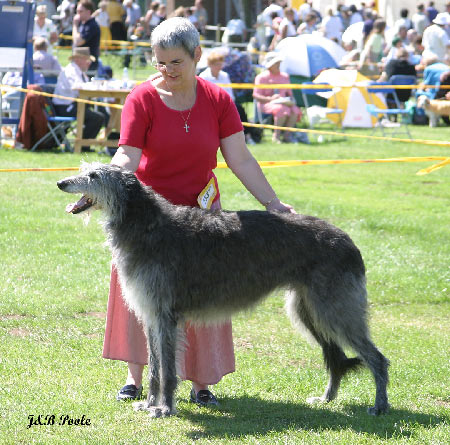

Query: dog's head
[417,95,430,110]
[57,162,136,215]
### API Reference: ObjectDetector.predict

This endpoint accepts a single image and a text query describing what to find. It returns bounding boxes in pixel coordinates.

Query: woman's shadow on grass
[182,396,446,440]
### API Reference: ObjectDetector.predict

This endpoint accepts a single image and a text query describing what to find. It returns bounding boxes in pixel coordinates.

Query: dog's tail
[323,344,364,376]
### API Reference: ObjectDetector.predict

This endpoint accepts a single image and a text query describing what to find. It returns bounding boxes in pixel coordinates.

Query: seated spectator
[340,40,361,69]
[379,47,417,104]
[33,37,62,73]
[359,18,386,75]
[384,36,404,64]
[33,5,58,53]
[278,7,297,41]
[222,14,247,44]
[53,47,105,152]
[297,12,317,35]
[405,29,419,57]
[199,51,256,144]
[417,54,450,97]
[253,52,302,144]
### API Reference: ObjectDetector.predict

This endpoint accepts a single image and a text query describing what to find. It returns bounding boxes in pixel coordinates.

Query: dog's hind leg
[295,281,389,415]
[286,289,363,404]
[344,336,390,415]
[155,314,179,418]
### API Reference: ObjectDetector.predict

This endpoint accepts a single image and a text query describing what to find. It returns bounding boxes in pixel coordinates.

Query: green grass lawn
[0,128,449,444]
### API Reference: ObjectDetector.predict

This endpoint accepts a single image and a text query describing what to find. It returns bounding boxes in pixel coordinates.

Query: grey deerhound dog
[57,162,389,418]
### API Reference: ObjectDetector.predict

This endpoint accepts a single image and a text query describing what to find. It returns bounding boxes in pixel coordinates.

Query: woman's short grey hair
[151,17,200,58]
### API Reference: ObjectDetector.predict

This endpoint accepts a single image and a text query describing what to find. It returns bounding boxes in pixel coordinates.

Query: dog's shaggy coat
[57,163,389,418]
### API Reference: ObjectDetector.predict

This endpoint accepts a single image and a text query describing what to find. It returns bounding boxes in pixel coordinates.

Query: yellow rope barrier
[0,84,124,109]
[416,157,450,175]
[242,122,450,147]
[0,157,448,175]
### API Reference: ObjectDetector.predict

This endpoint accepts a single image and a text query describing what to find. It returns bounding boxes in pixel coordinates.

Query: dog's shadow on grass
[181,396,445,440]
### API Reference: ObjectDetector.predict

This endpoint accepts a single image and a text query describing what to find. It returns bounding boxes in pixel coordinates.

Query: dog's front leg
[146,325,160,406]
[134,314,178,418]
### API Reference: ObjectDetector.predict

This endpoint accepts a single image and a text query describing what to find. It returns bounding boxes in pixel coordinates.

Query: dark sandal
[116,384,143,401]
[189,388,219,407]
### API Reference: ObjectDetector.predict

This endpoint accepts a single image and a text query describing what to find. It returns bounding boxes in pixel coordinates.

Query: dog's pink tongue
[65,195,91,214]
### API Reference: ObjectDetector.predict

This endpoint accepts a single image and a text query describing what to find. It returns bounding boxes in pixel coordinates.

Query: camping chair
[301,82,345,140]
[31,97,75,152]
[389,74,416,105]
[366,81,413,139]
[252,98,274,141]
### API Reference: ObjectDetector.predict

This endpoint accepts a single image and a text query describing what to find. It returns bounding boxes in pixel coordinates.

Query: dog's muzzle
[57,180,94,214]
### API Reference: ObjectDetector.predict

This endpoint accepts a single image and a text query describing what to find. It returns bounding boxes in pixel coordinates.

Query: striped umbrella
[275,34,346,77]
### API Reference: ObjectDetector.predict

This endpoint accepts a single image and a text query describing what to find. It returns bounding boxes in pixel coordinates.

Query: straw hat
[69,47,96,62]
[432,12,449,26]
[263,52,283,69]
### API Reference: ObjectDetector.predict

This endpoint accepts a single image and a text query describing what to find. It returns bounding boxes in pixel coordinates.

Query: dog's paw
[132,401,151,412]
[306,396,328,405]
[148,406,174,418]
[132,402,174,418]
[368,403,390,416]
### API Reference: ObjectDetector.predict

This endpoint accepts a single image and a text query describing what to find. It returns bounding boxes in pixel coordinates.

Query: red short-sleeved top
[118,76,243,207]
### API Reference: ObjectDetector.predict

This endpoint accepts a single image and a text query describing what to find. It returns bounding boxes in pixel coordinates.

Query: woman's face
[153,45,201,90]
[209,59,224,77]
[268,61,281,74]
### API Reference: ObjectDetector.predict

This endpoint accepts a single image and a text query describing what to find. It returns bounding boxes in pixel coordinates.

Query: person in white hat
[253,52,303,143]
[53,47,105,151]
[422,12,450,62]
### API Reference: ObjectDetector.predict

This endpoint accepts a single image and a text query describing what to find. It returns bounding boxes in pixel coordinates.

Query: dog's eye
[89,172,99,179]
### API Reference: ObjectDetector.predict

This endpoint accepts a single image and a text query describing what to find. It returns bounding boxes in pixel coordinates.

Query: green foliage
[0,131,449,443]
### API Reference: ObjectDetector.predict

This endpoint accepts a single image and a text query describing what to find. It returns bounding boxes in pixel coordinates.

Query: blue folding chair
[301,82,345,139]
[31,97,76,151]
[389,74,416,104]
[366,80,413,139]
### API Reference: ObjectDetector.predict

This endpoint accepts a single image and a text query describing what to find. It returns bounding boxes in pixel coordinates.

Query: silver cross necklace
[180,108,192,133]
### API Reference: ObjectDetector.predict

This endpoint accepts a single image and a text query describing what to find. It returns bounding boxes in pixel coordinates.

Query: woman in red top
[104,17,295,406]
